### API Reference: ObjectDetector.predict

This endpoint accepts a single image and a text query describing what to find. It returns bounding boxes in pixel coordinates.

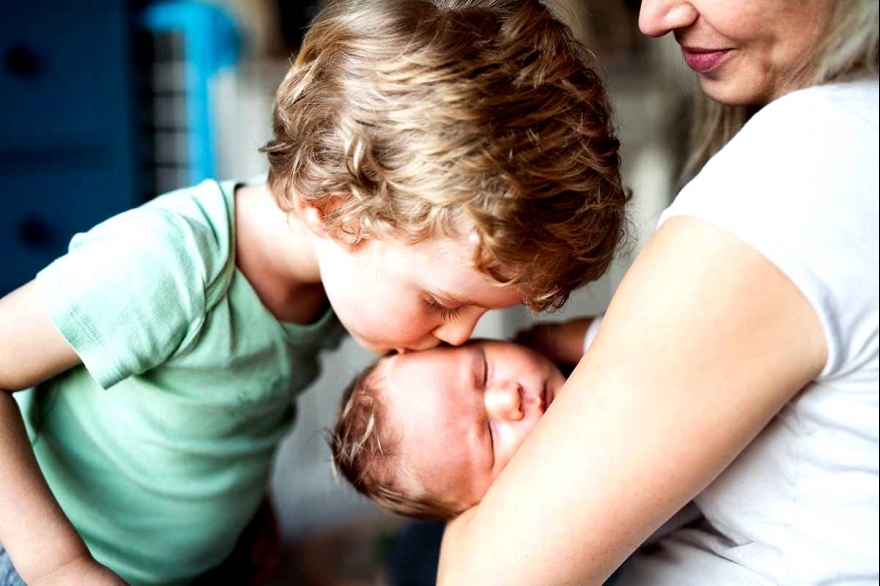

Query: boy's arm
[0,282,124,584]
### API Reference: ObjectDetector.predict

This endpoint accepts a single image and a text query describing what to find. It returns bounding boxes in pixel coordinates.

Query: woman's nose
[432,307,485,347]
[639,0,699,38]
[485,381,524,422]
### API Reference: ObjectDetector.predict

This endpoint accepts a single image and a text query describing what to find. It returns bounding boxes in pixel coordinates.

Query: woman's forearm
[438,219,826,585]
[439,353,679,585]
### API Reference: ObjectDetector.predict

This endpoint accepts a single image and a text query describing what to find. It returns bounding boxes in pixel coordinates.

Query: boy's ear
[297,199,328,237]
[294,195,342,238]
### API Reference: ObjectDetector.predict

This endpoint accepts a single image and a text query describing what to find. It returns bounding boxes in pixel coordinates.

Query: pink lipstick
[681,47,731,73]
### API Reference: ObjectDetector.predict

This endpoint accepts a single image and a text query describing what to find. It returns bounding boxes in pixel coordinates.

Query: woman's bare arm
[438,217,827,585]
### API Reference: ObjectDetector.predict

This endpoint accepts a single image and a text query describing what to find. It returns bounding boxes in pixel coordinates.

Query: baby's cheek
[497,425,536,472]
[469,471,497,507]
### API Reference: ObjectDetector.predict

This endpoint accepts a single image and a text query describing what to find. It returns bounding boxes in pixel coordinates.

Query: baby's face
[381,339,566,509]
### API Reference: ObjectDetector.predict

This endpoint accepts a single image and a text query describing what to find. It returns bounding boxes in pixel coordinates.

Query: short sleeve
[583,315,603,355]
[35,184,234,388]
[658,82,880,379]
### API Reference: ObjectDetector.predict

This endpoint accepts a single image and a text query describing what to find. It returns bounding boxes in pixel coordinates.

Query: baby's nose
[485,381,524,422]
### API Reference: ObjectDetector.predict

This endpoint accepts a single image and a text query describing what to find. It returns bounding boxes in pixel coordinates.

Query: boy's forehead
[401,227,476,260]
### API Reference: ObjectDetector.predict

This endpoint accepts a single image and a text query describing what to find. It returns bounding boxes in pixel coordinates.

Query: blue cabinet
[0,0,139,296]
[1,1,240,296]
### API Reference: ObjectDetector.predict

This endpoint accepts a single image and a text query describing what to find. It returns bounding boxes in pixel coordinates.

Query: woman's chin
[699,74,775,107]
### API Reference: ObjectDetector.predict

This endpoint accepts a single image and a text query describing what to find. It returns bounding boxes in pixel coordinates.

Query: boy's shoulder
[53,178,243,329]
[143,178,236,241]
[143,178,256,311]
[140,178,242,266]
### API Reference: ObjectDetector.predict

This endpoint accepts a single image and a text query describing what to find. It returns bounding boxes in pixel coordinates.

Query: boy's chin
[348,332,390,355]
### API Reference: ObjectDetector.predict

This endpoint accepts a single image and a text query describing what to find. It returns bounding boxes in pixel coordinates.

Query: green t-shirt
[16,179,344,585]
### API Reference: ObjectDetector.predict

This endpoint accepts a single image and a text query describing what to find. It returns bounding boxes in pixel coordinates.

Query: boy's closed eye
[425,295,463,321]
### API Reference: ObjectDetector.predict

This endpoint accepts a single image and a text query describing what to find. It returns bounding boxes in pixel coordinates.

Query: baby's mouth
[541,385,553,413]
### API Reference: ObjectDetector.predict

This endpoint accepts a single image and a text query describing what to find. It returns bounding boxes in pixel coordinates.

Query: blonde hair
[683,0,880,183]
[329,359,463,521]
[261,0,629,312]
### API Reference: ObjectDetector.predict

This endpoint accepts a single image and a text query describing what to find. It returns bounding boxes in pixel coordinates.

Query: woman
[439,1,879,584]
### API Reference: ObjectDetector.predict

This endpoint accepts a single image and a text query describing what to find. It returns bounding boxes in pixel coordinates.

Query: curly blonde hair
[261,0,629,312]
[330,359,463,521]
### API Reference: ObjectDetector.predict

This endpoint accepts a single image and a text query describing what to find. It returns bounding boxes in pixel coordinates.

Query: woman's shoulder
[750,77,879,139]
[661,80,878,384]
[776,77,878,112]
[689,78,879,192]
[661,78,877,294]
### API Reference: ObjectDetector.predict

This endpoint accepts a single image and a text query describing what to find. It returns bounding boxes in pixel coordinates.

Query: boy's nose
[639,0,698,38]
[396,336,442,354]
[432,308,485,347]
[485,381,524,422]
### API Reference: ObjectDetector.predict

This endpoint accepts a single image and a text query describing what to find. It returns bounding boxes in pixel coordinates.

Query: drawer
[0,168,136,297]
[0,1,130,153]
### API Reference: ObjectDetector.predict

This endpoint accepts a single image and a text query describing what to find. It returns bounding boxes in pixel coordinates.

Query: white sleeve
[657,82,879,379]
[583,314,604,355]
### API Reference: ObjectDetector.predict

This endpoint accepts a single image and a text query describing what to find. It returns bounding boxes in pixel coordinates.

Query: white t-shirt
[617,79,879,585]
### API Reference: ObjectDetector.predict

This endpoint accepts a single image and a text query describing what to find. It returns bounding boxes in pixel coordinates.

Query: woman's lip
[681,47,731,73]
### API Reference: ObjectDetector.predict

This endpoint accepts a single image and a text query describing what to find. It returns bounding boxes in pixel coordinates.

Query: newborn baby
[330,317,599,520]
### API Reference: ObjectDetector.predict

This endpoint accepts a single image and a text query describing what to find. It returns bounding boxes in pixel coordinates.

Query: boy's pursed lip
[680,46,732,73]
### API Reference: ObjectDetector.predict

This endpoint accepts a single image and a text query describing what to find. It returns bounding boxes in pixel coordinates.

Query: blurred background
[0,0,696,583]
